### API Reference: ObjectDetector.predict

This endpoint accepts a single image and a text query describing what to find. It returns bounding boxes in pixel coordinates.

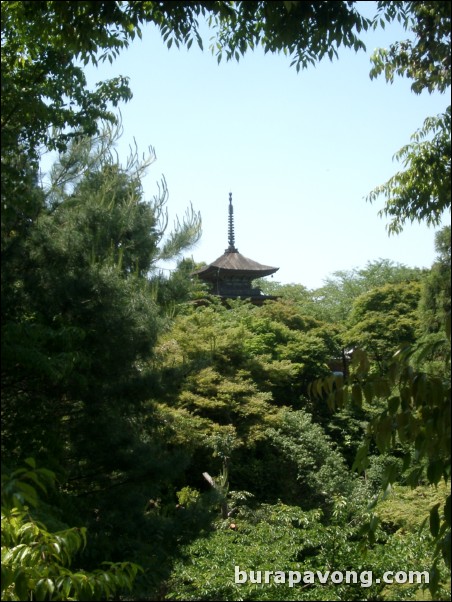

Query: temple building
[193,193,279,302]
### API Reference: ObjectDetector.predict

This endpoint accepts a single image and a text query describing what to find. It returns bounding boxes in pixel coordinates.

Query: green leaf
[351,383,363,407]
[429,503,440,537]
[369,513,380,532]
[427,459,444,485]
[444,495,451,528]
[352,442,370,473]
[442,531,451,567]
[363,381,374,404]
[428,563,441,598]
[24,458,36,469]
[14,570,30,601]
[35,578,55,601]
[387,396,400,414]
[1,566,14,593]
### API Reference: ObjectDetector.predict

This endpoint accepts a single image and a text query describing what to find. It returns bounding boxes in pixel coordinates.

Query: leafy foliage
[2,125,201,472]
[208,1,370,70]
[152,299,356,509]
[345,281,422,372]
[319,261,423,324]
[367,2,451,233]
[1,459,141,601]
[1,127,203,599]
[166,493,448,601]
[310,338,451,573]
[1,0,372,188]
[371,1,451,94]
[261,260,424,325]
[2,2,451,600]
[367,108,451,234]
[422,227,451,325]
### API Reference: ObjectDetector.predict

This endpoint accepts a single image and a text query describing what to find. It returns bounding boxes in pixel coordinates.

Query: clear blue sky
[78,2,449,289]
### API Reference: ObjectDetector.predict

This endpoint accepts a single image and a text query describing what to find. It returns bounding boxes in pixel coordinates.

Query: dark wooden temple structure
[194,193,279,302]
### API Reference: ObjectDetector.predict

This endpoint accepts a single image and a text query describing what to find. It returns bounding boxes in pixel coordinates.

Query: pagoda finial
[226,192,238,253]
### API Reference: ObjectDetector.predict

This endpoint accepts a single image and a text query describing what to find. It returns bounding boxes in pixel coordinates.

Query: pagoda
[194,193,279,302]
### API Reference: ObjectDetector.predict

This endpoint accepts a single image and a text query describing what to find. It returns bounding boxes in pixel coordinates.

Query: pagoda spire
[226,192,238,253]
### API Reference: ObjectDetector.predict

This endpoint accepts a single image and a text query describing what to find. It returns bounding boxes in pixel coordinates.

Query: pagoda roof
[194,249,279,282]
